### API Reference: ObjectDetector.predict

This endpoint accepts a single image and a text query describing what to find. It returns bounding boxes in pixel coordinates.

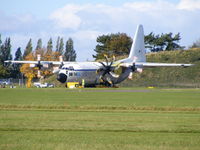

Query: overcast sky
[0,0,200,61]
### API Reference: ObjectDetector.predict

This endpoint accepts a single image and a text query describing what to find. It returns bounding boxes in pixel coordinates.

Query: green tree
[59,38,64,55]
[47,38,53,54]
[56,36,60,52]
[164,33,182,51]
[190,39,200,48]
[0,65,8,78]
[145,32,166,52]
[0,34,2,64]
[93,33,132,60]
[0,34,8,77]
[64,38,76,61]
[145,32,182,52]
[36,38,42,50]
[0,37,12,77]
[12,47,23,78]
[23,39,32,59]
[15,47,23,61]
[0,37,12,65]
[56,37,64,55]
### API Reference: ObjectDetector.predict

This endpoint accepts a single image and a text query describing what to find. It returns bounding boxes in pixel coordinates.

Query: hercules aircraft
[5,25,193,87]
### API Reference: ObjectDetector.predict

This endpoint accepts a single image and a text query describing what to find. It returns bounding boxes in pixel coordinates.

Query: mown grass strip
[0,127,200,134]
[0,104,200,112]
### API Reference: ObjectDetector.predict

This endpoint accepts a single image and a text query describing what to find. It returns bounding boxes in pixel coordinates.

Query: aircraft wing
[5,60,38,64]
[135,62,194,67]
[4,60,64,65]
[120,62,194,68]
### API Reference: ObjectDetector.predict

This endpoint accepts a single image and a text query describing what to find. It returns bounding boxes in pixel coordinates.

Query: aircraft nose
[57,73,67,83]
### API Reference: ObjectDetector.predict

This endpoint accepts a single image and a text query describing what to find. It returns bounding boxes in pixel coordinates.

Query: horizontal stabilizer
[119,62,194,68]
[136,62,194,67]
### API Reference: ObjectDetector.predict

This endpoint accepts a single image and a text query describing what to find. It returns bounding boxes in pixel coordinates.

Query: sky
[0,0,200,61]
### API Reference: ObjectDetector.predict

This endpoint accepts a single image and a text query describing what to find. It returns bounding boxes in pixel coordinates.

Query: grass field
[0,88,200,150]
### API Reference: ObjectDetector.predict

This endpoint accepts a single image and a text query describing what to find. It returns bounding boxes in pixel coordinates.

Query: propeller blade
[109,61,113,67]
[59,56,63,62]
[106,76,113,85]
[112,55,115,62]
[103,54,109,66]
[37,54,41,61]
[37,70,41,78]
[59,56,64,69]
[97,55,119,85]
[99,61,106,68]
[53,69,60,74]
[108,71,119,78]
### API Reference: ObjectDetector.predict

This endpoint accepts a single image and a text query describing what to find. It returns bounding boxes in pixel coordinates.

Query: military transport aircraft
[5,25,193,87]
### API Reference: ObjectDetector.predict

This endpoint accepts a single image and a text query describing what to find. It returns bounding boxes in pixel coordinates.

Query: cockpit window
[69,66,74,70]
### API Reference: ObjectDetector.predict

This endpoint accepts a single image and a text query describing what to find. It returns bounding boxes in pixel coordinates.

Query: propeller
[52,56,64,74]
[131,63,136,72]
[59,56,64,69]
[36,54,42,78]
[97,55,118,85]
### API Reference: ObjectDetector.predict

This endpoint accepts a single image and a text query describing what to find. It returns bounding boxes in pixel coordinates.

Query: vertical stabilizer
[129,24,146,62]
[121,25,146,63]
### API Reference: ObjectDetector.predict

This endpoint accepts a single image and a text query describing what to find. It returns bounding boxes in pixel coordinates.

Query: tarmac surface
[69,89,152,93]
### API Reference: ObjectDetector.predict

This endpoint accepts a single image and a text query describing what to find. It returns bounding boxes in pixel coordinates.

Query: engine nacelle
[137,68,143,73]
[53,67,59,73]
[42,64,49,68]
[30,63,52,69]
[128,72,133,79]
[30,64,36,67]
[57,73,67,83]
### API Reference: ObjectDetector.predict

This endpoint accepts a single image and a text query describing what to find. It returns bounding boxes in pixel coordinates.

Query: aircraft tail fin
[121,25,146,63]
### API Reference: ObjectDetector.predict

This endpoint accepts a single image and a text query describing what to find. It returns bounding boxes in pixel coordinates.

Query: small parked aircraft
[5,25,193,87]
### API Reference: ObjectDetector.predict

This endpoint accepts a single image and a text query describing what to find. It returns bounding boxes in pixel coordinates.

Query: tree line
[1,31,199,80]
[93,32,184,60]
[0,35,76,78]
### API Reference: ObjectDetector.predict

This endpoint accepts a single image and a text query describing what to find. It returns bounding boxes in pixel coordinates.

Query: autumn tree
[20,48,60,87]
[20,53,36,87]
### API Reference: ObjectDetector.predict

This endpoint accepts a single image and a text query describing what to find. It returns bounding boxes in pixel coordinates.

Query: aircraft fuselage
[57,62,101,86]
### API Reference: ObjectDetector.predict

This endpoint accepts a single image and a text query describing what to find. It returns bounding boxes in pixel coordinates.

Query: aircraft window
[69,72,73,76]
[69,66,74,70]
[66,71,68,74]
[77,72,81,76]
[74,72,77,76]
